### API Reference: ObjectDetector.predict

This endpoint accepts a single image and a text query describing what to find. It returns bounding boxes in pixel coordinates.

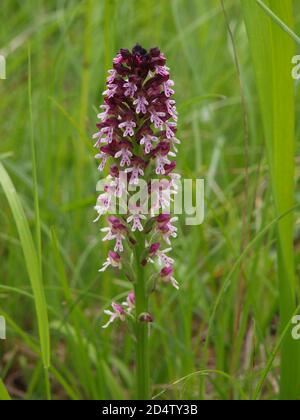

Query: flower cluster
[93,45,180,328]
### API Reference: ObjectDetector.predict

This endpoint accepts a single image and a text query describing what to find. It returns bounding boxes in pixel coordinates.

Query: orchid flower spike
[93,45,180,328]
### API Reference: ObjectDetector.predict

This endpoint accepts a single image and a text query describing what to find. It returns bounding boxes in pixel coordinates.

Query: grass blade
[241,0,300,399]
[28,46,42,266]
[0,162,50,369]
[254,302,300,400]
[0,378,11,400]
[255,0,300,45]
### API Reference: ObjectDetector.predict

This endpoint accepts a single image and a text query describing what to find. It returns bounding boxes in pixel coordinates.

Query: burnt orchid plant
[93,45,180,399]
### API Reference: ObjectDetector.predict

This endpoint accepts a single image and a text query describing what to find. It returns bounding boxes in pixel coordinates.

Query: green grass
[242,0,300,399]
[0,0,300,400]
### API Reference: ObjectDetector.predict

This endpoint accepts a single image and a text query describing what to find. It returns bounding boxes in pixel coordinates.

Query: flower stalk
[135,232,149,399]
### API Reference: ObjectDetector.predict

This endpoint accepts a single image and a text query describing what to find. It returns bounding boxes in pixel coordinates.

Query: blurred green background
[0,0,300,400]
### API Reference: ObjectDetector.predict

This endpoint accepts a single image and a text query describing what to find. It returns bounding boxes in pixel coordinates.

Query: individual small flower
[164,161,177,176]
[167,136,181,154]
[106,69,117,84]
[101,216,127,252]
[95,151,108,172]
[156,214,178,245]
[97,104,110,121]
[147,243,174,267]
[163,79,175,97]
[103,83,118,98]
[114,140,133,167]
[124,80,138,97]
[94,179,117,221]
[93,125,114,145]
[119,119,136,137]
[155,65,170,76]
[155,152,171,175]
[149,109,165,129]
[99,250,122,272]
[169,172,181,194]
[126,157,145,185]
[149,242,161,258]
[166,99,178,120]
[160,266,179,290]
[156,248,174,266]
[140,134,158,154]
[102,302,127,328]
[165,121,177,139]
[127,209,146,232]
[94,194,112,221]
[150,178,175,212]
[113,53,123,64]
[134,95,149,114]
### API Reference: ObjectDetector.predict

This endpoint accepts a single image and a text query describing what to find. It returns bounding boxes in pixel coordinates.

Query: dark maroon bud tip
[150,47,161,57]
[109,165,119,178]
[150,242,161,254]
[157,214,171,223]
[129,237,137,246]
[164,161,176,175]
[132,44,147,56]
[139,312,154,323]
[160,266,173,277]
[108,216,120,225]
[108,250,121,261]
[120,48,130,58]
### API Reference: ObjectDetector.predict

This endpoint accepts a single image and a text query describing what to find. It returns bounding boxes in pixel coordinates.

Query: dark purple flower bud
[149,47,160,57]
[132,44,148,57]
[160,266,173,278]
[157,214,171,224]
[108,250,121,263]
[139,312,154,323]
[120,48,131,59]
[100,141,118,157]
[164,160,176,175]
[160,265,179,289]
[107,215,120,225]
[152,141,170,157]
[109,164,119,178]
[149,242,161,256]
[113,62,131,76]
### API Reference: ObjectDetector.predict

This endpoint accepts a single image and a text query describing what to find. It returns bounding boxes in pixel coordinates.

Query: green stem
[134,233,149,400]
[44,367,51,401]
